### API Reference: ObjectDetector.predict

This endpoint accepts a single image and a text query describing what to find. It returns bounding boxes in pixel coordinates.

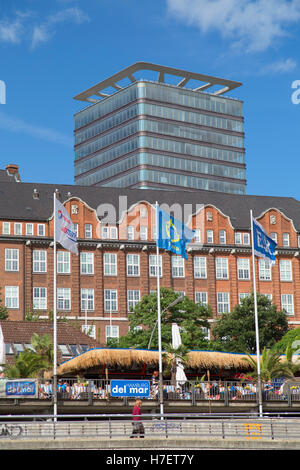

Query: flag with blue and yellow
[156,204,195,260]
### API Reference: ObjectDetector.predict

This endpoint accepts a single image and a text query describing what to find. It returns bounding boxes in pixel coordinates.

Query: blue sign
[5,380,36,397]
[110,380,150,398]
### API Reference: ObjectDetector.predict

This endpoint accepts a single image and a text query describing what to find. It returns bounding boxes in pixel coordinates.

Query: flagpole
[155,201,164,419]
[250,209,263,417]
[53,192,58,421]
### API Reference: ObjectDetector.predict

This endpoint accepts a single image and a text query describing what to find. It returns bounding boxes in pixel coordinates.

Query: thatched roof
[45,348,254,378]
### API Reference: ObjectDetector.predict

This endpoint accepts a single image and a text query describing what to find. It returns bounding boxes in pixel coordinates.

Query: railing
[35,378,300,404]
[1,413,300,441]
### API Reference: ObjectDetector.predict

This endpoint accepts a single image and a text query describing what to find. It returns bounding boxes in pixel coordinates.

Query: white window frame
[33,287,47,310]
[57,288,71,310]
[238,292,250,305]
[215,258,229,280]
[282,233,290,247]
[206,230,214,244]
[33,250,47,273]
[103,253,117,276]
[81,288,95,311]
[110,226,118,239]
[127,254,140,276]
[243,233,250,245]
[104,289,118,312]
[84,223,92,239]
[2,222,10,235]
[106,325,119,341]
[26,223,34,236]
[259,259,271,281]
[57,251,71,274]
[280,259,292,281]
[219,230,226,244]
[237,258,250,280]
[217,292,230,314]
[270,232,277,243]
[172,256,185,278]
[37,224,45,236]
[149,255,162,277]
[194,229,201,243]
[80,252,94,275]
[194,256,207,279]
[5,248,19,272]
[127,225,134,240]
[5,286,19,309]
[140,226,148,241]
[127,290,140,312]
[195,291,208,305]
[281,294,294,315]
[235,232,242,244]
[14,223,22,235]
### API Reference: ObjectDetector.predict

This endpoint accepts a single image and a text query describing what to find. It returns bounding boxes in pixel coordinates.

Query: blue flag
[156,205,195,260]
[252,218,277,265]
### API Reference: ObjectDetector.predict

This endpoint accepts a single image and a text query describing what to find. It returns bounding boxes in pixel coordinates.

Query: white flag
[55,198,78,255]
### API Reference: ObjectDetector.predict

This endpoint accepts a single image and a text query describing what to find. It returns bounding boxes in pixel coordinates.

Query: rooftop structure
[74,63,246,194]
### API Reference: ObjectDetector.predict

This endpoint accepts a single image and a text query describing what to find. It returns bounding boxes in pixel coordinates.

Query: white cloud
[0,111,73,148]
[261,58,297,74]
[0,11,32,44]
[167,0,300,53]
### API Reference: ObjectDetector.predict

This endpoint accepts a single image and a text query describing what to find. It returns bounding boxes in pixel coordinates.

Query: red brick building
[1,165,300,345]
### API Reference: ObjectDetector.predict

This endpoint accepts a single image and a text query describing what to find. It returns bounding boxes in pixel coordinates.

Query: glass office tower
[74,63,246,194]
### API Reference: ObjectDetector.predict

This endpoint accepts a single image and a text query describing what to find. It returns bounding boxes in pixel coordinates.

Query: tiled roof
[0,180,299,230]
[0,321,99,347]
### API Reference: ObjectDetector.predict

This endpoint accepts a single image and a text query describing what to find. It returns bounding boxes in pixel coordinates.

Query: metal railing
[1,413,300,441]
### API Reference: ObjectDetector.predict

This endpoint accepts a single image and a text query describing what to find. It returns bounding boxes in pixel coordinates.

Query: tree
[115,288,212,350]
[0,288,8,320]
[272,327,300,354]
[162,343,190,387]
[242,347,295,381]
[211,293,289,354]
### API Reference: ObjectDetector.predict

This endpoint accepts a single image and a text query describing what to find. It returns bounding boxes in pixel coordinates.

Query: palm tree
[4,349,49,378]
[163,343,189,388]
[30,333,53,363]
[242,347,295,382]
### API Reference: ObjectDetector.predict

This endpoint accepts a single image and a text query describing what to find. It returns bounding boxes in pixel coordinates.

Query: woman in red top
[130,399,145,438]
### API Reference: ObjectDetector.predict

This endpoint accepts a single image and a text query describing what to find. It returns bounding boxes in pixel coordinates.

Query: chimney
[6,164,20,181]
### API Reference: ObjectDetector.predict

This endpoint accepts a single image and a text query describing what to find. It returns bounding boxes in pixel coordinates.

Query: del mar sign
[110,380,150,398]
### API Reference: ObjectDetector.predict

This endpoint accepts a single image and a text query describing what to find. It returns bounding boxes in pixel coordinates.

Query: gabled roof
[0,180,299,231]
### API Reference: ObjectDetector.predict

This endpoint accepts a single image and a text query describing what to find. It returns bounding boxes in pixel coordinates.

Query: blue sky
[0,0,300,199]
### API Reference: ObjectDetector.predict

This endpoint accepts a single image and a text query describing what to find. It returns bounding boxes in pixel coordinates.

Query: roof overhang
[74,62,242,104]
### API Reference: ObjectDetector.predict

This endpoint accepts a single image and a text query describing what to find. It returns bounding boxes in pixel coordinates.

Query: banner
[156,206,195,260]
[55,198,78,255]
[252,218,277,265]
[0,380,38,398]
[110,380,150,398]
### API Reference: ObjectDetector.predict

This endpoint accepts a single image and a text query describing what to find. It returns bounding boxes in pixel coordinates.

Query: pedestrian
[130,399,145,438]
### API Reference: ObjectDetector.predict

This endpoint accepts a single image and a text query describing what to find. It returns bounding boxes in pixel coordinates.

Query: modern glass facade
[74,79,246,194]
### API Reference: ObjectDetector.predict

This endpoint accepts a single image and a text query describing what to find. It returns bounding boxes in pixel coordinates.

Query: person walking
[130,399,145,438]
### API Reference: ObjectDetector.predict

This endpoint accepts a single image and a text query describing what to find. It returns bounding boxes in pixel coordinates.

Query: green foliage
[242,347,295,381]
[0,288,9,320]
[272,327,300,354]
[114,288,212,350]
[211,293,289,354]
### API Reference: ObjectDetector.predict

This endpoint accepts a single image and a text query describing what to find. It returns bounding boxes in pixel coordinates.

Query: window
[195,291,208,305]
[217,292,230,314]
[101,226,109,239]
[194,229,201,243]
[81,288,94,311]
[81,324,96,339]
[239,292,250,304]
[270,232,277,243]
[237,258,250,280]
[235,232,242,244]
[280,260,292,281]
[298,235,300,248]
[57,251,70,274]
[110,226,118,239]
[80,252,94,275]
[140,226,148,240]
[5,249,19,271]
[194,257,207,279]
[84,224,92,239]
[2,222,10,235]
[127,290,140,311]
[102,226,118,239]
[73,223,79,237]
[106,325,119,341]
[57,288,71,310]
[149,255,162,277]
[219,230,226,244]
[281,294,294,315]
[104,253,117,276]
[33,287,47,310]
[127,226,134,240]
[14,223,22,235]
[206,230,213,243]
[243,233,250,245]
[215,258,229,279]
[127,254,140,276]
[5,286,19,309]
[26,223,33,236]
[33,250,47,273]
[259,259,271,281]
[172,256,185,277]
[104,289,118,312]
[263,293,273,301]
[37,224,45,236]
[282,233,290,247]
